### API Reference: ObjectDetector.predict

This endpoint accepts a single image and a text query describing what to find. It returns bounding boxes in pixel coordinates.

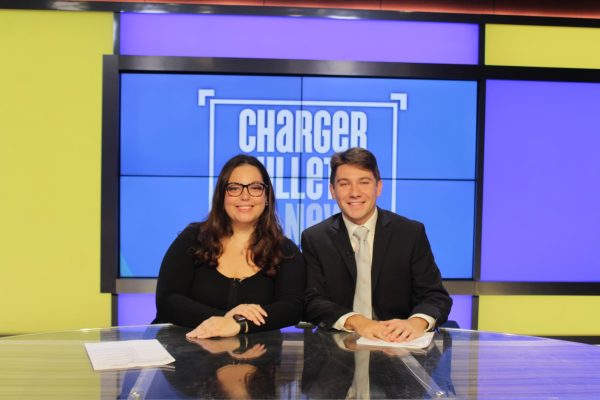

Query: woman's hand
[186,316,240,339]
[225,303,268,326]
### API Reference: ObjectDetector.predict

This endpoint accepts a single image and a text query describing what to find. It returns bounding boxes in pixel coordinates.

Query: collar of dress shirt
[342,208,378,247]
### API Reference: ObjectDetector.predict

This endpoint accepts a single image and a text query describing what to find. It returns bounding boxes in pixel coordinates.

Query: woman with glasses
[153,155,305,339]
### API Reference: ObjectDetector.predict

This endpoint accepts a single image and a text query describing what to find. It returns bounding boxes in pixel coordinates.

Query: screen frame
[101,55,486,292]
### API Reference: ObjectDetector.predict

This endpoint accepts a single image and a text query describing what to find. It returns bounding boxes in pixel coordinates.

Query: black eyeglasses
[225,182,268,197]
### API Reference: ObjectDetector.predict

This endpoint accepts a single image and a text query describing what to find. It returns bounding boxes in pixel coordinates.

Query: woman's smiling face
[224,164,267,229]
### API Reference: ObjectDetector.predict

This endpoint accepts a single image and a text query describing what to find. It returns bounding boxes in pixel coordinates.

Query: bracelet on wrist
[233,314,249,334]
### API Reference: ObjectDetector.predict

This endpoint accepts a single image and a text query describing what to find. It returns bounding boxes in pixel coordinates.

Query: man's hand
[224,303,267,326]
[344,314,388,340]
[186,316,240,339]
[380,317,427,342]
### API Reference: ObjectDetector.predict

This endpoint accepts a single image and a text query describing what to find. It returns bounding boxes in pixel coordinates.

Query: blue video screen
[120,74,477,278]
[482,80,600,282]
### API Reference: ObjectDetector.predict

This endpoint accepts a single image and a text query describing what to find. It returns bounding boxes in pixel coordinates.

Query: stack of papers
[356,332,434,350]
[84,339,175,371]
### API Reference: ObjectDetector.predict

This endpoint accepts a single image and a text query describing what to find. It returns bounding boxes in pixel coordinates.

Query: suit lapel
[371,209,392,291]
[328,214,357,282]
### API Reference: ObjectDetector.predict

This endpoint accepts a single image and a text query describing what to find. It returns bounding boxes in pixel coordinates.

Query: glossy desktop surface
[1,324,599,399]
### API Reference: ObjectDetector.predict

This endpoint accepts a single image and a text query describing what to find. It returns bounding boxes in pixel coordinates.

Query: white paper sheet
[84,339,175,371]
[356,331,434,349]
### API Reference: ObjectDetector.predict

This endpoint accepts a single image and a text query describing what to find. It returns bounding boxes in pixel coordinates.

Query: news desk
[1,324,600,399]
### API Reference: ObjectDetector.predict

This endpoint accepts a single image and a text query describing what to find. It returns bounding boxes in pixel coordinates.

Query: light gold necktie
[352,226,372,319]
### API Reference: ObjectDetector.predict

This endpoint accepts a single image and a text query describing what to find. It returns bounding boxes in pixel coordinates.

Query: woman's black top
[153,223,306,333]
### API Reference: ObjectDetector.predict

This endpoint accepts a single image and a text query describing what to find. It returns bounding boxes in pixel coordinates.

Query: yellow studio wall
[486,24,600,69]
[479,296,600,336]
[0,10,113,333]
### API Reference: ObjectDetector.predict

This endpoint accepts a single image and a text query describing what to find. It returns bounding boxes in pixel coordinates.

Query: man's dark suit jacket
[302,208,452,329]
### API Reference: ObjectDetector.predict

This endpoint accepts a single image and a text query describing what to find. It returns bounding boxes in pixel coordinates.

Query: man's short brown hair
[329,147,381,184]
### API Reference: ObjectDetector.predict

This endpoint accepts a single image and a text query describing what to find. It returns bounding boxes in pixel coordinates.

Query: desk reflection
[118,326,455,399]
[301,329,455,399]
[118,327,283,399]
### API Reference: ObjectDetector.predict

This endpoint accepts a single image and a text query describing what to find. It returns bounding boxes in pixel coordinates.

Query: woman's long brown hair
[192,155,287,277]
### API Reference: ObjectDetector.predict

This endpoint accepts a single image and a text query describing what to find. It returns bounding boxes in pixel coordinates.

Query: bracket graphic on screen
[198,89,408,212]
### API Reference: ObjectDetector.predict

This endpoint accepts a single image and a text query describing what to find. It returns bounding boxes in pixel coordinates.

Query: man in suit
[302,147,452,342]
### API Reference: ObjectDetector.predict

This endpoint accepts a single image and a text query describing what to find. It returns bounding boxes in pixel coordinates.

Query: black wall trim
[114,278,600,296]
[100,55,120,293]
[117,56,483,79]
[445,281,600,295]
[115,55,600,83]
[444,280,600,296]
[476,282,600,296]
[542,335,600,345]
[111,294,118,326]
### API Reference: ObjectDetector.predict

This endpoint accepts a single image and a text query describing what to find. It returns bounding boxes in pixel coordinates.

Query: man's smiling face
[330,164,382,226]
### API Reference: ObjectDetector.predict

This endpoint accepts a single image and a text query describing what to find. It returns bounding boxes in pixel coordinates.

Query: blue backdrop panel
[301,77,477,179]
[120,176,210,277]
[121,73,302,176]
[119,13,479,65]
[396,180,475,279]
[482,80,600,281]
